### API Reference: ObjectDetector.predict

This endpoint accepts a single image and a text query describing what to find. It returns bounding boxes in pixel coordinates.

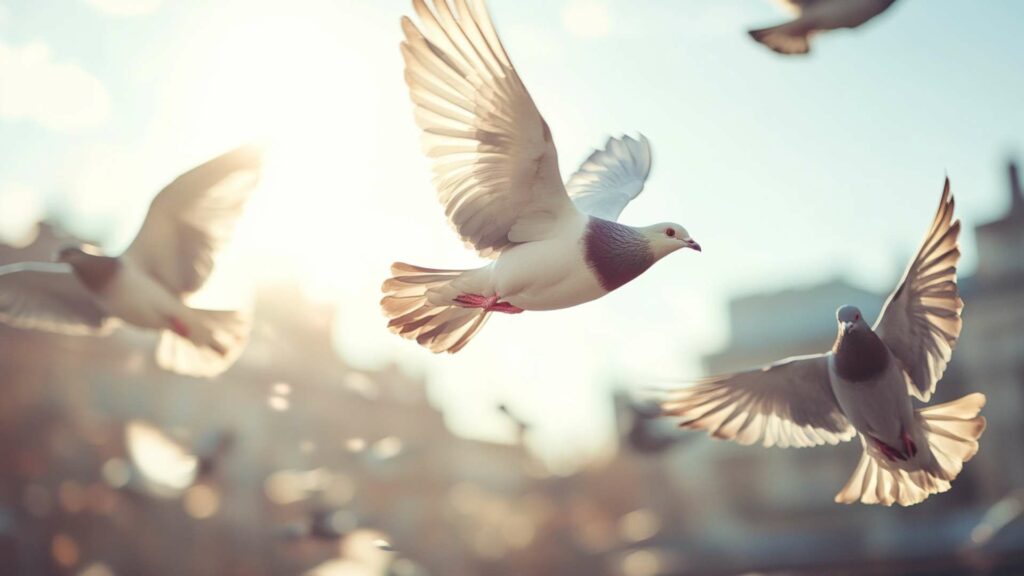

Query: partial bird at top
[382,0,700,354]
[661,179,986,506]
[0,145,262,377]
[749,0,898,55]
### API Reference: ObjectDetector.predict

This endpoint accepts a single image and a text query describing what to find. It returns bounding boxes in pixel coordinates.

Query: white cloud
[82,0,161,16]
[562,0,611,39]
[0,42,110,131]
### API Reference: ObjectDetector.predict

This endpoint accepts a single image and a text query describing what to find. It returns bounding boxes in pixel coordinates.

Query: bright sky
[2,0,1023,469]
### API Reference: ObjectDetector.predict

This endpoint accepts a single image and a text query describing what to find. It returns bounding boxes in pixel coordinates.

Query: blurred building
[0,223,553,576]
[1,160,1022,576]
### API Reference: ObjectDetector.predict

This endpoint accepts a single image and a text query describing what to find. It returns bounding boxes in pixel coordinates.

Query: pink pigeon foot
[871,435,907,462]
[168,316,190,338]
[454,293,525,314]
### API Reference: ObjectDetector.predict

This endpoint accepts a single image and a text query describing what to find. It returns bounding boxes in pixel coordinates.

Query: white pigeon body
[750,0,898,55]
[382,0,700,354]
[0,145,262,377]
[662,180,987,506]
[94,260,186,330]
[443,211,601,312]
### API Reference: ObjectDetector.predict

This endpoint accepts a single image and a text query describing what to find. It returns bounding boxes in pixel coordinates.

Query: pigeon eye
[665,228,675,237]
[854,313,860,321]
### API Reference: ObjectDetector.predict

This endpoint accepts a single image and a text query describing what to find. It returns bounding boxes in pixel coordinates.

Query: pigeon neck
[832,327,889,382]
[70,254,121,293]
[583,217,655,292]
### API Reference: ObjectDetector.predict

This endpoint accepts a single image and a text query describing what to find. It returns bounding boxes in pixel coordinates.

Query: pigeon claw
[453,293,524,314]
[871,435,907,462]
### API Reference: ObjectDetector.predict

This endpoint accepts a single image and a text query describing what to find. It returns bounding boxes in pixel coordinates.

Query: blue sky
[2,0,1023,468]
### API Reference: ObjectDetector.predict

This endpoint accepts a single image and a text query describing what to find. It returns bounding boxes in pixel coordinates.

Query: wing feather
[566,135,653,221]
[662,354,855,448]
[122,145,263,295]
[874,179,962,402]
[0,262,112,335]
[402,0,577,258]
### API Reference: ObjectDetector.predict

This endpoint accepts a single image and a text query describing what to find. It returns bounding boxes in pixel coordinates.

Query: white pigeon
[749,0,898,55]
[662,180,986,507]
[382,0,701,354]
[0,145,262,377]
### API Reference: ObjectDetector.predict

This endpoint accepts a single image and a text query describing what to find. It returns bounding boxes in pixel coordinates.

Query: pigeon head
[56,245,120,291]
[56,244,106,264]
[56,245,86,264]
[836,305,869,335]
[639,222,700,259]
[833,304,889,381]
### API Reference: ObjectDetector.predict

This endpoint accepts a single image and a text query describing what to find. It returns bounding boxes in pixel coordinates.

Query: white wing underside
[401,0,578,258]
[123,145,263,296]
[0,262,114,335]
[662,353,856,448]
[566,135,652,222]
[125,420,198,496]
[874,180,962,402]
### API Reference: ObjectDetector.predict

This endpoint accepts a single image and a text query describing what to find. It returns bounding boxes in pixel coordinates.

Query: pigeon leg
[454,293,524,314]
[168,316,191,338]
[901,428,918,458]
[870,435,907,462]
[489,301,524,314]
[454,294,495,308]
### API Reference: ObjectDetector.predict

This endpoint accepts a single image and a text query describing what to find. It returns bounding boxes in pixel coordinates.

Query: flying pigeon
[661,180,986,507]
[382,0,700,354]
[749,0,898,55]
[0,145,262,377]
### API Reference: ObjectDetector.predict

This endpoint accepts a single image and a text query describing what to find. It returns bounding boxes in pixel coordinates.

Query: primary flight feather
[0,145,263,377]
[383,0,700,354]
[661,179,985,507]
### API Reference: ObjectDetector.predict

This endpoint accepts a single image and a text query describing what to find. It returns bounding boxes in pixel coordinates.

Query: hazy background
[1,0,1022,467]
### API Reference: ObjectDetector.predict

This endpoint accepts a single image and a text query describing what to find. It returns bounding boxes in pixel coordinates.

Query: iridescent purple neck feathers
[583,217,654,292]
[833,327,890,382]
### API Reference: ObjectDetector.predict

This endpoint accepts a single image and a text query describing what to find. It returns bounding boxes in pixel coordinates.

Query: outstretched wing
[123,145,263,295]
[875,179,962,402]
[401,0,577,258]
[661,354,855,448]
[0,262,112,335]
[566,135,653,222]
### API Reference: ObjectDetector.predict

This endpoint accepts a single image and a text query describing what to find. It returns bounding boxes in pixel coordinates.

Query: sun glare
[179,4,382,297]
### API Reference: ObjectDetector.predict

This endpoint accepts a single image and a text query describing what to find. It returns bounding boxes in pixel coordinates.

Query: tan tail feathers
[381,263,488,354]
[835,393,986,507]
[156,308,251,378]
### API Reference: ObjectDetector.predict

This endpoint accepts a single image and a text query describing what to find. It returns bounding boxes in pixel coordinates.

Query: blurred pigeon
[749,0,898,55]
[0,146,262,377]
[382,0,700,353]
[124,420,233,497]
[662,180,986,506]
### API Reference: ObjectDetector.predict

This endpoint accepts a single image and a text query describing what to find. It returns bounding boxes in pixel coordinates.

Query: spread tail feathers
[835,393,986,507]
[156,308,251,378]
[381,263,489,354]
[749,21,814,54]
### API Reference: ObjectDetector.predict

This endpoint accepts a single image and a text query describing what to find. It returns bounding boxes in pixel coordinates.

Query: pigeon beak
[686,240,702,252]
[841,321,854,333]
